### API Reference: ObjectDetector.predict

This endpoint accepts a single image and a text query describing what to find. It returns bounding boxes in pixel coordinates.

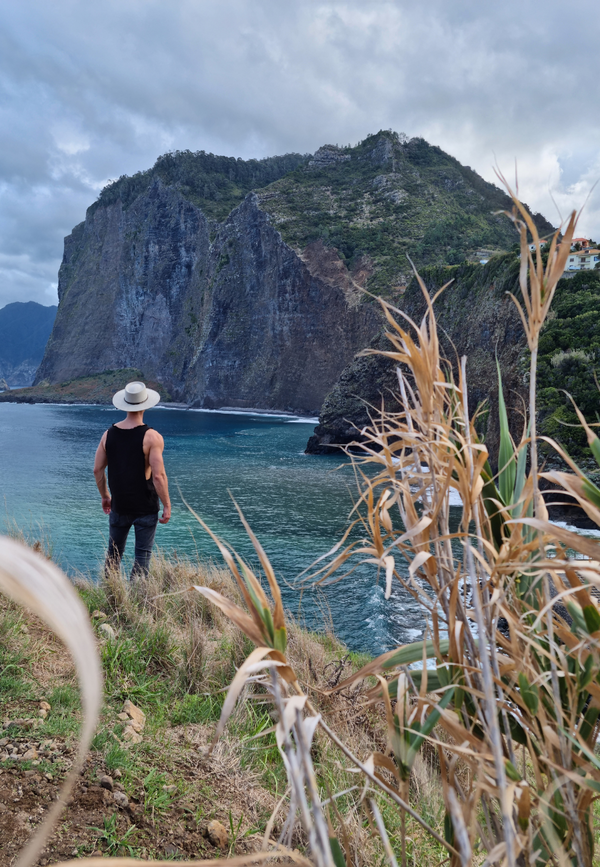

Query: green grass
[170,694,223,725]
[142,768,178,813]
[48,684,80,712]
[0,606,34,701]
[90,814,141,857]
[1,564,395,859]
[100,623,179,708]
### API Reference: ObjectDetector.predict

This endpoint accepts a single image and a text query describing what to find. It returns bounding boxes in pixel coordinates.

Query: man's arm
[147,431,171,524]
[93,431,112,514]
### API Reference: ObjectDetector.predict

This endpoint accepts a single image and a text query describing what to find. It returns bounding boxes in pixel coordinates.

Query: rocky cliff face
[183,196,381,413]
[37,180,209,391]
[306,255,528,461]
[37,180,381,414]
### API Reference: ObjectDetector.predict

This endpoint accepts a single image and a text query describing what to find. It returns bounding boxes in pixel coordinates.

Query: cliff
[36,132,554,414]
[36,181,381,414]
[306,262,600,482]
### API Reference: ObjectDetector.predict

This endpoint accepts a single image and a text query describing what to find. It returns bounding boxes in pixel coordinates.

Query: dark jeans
[106,511,159,580]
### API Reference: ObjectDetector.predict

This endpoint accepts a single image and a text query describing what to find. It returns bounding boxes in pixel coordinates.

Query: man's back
[105,424,159,515]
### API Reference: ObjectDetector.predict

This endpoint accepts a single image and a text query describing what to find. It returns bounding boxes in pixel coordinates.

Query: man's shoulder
[144,427,164,447]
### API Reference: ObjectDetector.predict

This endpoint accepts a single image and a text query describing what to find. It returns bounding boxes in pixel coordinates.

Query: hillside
[306,254,526,460]
[257,132,554,295]
[537,270,600,464]
[0,301,57,387]
[0,552,387,864]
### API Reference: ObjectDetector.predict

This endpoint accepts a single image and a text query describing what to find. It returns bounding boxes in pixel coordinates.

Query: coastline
[0,375,320,425]
[0,369,167,406]
[0,394,318,423]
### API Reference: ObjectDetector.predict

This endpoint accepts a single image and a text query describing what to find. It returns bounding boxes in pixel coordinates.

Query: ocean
[0,403,429,654]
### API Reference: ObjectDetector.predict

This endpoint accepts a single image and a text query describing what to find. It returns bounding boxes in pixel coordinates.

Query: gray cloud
[1,0,599,308]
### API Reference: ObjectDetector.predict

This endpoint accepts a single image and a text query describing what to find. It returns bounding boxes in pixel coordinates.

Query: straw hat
[112,381,160,412]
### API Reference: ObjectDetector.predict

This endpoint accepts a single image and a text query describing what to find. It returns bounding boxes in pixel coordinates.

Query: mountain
[34,131,553,414]
[35,183,381,414]
[0,302,57,387]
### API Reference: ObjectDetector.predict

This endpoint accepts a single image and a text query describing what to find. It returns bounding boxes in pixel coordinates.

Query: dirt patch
[0,731,277,864]
[0,555,381,865]
[21,614,76,692]
[300,240,374,306]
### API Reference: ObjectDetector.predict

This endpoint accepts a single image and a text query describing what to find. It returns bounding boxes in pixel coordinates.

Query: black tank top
[106,424,160,515]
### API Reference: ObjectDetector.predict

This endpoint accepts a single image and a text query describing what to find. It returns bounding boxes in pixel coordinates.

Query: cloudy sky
[1,0,599,309]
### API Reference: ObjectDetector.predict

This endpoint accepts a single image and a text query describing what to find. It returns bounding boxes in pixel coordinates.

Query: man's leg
[131,513,159,580]
[105,512,132,575]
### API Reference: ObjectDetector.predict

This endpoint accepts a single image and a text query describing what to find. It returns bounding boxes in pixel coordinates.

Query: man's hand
[101,496,112,515]
[147,430,171,525]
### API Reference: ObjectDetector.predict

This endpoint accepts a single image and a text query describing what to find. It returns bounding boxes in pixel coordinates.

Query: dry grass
[184,187,600,867]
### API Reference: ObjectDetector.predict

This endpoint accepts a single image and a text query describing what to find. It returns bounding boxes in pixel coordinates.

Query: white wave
[550,520,600,539]
[187,407,312,421]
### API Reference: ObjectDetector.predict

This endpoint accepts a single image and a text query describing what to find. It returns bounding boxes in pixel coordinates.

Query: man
[93,381,171,579]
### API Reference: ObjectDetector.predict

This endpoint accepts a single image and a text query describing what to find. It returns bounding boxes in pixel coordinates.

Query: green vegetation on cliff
[259,132,554,294]
[538,270,600,463]
[88,131,555,300]
[309,255,600,471]
[91,150,308,222]
[307,253,526,456]
[0,369,169,405]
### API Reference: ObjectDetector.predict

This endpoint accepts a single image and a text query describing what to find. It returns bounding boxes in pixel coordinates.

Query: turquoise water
[0,403,427,654]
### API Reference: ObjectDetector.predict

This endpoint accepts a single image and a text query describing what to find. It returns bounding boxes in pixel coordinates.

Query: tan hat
[112,381,160,412]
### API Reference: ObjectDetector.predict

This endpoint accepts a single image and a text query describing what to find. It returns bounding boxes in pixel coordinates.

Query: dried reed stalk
[190,190,600,867]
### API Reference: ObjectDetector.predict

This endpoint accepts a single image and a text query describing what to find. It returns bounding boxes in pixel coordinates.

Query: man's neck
[117,411,145,429]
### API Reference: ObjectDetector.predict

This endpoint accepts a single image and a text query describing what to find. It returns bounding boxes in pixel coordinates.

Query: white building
[565,249,600,271]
